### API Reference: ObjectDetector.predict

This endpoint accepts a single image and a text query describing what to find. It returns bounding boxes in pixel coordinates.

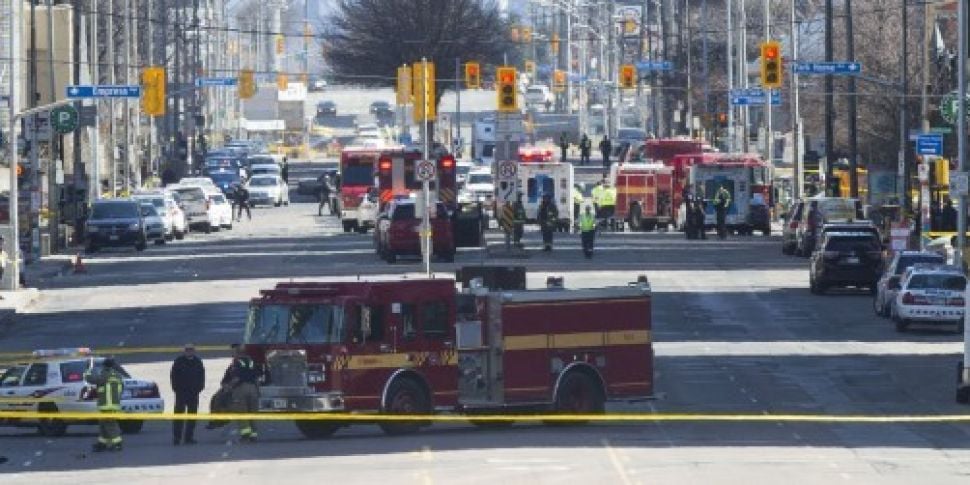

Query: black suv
[809,231,883,294]
[86,199,148,252]
[369,101,394,123]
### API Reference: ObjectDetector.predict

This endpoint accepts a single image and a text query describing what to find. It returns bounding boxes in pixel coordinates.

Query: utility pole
[46,0,59,253]
[72,0,84,237]
[824,0,833,193]
[846,0,858,198]
[790,0,801,199]
[726,0,734,151]
[90,0,100,202]
[900,0,910,211]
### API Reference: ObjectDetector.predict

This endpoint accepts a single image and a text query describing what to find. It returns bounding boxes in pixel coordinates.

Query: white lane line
[601,439,634,485]
[657,341,963,357]
[417,445,434,485]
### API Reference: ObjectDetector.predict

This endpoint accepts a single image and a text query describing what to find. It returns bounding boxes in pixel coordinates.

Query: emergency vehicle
[471,118,497,165]
[374,147,485,250]
[374,199,456,262]
[338,147,382,233]
[609,163,675,231]
[0,348,164,436]
[497,149,574,230]
[685,153,773,235]
[240,273,653,438]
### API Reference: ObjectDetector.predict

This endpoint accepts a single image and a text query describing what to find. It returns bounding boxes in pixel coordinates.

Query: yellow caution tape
[2,411,970,423]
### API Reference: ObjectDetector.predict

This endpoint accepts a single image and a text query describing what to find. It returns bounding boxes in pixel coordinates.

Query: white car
[202,189,234,229]
[133,191,186,240]
[460,170,495,212]
[139,203,168,245]
[178,177,217,189]
[456,161,475,186]
[356,190,380,234]
[525,84,554,107]
[0,348,164,436]
[247,175,290,207]
[249,163,282,178]
[168,185,214,233]
[891,264,967,333]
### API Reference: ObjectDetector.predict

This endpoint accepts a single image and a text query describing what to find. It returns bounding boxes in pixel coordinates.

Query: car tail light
[948,297,965,307]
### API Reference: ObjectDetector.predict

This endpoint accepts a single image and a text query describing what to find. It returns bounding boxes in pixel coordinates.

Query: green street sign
[50,105,79,134]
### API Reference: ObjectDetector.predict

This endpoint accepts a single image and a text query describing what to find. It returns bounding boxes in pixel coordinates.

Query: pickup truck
[525,84,554,107]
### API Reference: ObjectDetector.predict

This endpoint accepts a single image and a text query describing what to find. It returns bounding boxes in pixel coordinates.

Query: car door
[0,365,28,410]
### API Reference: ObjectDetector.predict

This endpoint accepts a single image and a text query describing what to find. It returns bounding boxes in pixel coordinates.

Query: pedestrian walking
[317,175,332,216]
[236,184,252,221]
[713,185,732,240]
[579,133,592,165]
[512,193,527,249]
[170,344,205,445]
[599,136,612,170]
[579,205,596,258]
[558,132,570,162]
[538,193,559,252]
[228,346,260,442]
[84,358,124,452]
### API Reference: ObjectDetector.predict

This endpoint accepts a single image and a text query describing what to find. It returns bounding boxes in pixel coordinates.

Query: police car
[891,264,967,333]
[0,348,164,436]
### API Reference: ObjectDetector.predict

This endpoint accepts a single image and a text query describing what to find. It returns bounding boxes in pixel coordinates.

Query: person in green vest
[84,358,125,452]
[579,205,597,258]
[713,184,732,240]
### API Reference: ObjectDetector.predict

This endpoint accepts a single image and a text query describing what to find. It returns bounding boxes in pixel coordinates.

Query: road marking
[601,439,634,485]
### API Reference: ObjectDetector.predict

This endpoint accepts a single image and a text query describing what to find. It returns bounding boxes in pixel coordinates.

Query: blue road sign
[792,62,861,75]
[195,77,239,88]
[66,85,141,99]
[915,134,943,156]
[730,88,781,106]
[635,60,673,72]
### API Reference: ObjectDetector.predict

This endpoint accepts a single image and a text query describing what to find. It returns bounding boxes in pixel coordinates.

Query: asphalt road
[1,173,969,483]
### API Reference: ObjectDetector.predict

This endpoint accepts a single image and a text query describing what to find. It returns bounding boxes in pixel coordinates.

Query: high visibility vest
[86,369,123,412]
[601,187,617,207]
[579,213,596,231]
[591,185,604,204]
[572,188,583,204]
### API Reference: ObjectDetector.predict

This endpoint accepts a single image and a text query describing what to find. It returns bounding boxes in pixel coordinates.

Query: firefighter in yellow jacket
[84,357,124,452]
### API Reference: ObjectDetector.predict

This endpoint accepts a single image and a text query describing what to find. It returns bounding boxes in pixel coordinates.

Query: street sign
[634,60,673,71]
[792,62,861,75]
[940,91,970,125]
[195,77,238,88]
[66,85,141,99]
[78,105,98,127]
[50,105,79,134]
[951,171,969,196]
[916,134,943,156]
[416,160,437,182]
[497,160,517,180]
[730,88,781,106]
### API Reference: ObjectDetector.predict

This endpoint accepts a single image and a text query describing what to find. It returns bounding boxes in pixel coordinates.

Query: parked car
[139,203,167,245]
[874,251,946,317]
[369,100,395,123]
[809,231,883,294]
[85,199,148,252]
[207,168,243,195]
[202,188,234,229]
[374,200,455,263]
[0,347,163,436]
[246,175,290,207]
[459,169,495,208]
[316,100,337,117]
[891,264,967,333]
[132,190,184,240]
[168,185,213,233]
[787,196,863,256]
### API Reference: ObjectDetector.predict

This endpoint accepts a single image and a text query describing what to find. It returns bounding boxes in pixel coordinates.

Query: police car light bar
[33,347,92,358]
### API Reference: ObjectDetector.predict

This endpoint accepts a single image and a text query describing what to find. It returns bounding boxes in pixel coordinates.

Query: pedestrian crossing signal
[760,41,783,89]
[238,69,256,99]
[496,67,518,113]
[552,69,566,92]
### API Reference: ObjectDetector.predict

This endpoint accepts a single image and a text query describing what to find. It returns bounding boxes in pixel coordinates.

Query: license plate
[109,235,119,241]
[272,399,287,409]
[845,257,860,264]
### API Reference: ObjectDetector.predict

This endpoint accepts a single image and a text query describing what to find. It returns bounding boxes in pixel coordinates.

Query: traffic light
[496,67,518,113]
[464,62,481,89]
[524,60,536,77]
[760,40,783,89]
[412,60,436,122]
[396,65,412,106]
[277,73,288,91]
[550,33,560,56]
[717,113,728,127]
[238,69,256,99]
[141,66,166,116]
[619,64,636,89]
[522,27,532,42]
[935,157,950,186]
[552,69,566,92]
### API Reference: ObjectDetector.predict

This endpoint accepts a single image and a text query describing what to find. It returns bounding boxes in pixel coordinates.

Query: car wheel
[342,221,353,233]
[174,230,185,240]
[275,200,282,207]
[226,222,233,230]
[120,420,144,434]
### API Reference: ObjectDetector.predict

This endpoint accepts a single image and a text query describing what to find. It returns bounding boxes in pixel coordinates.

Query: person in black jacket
[170,344,205,445]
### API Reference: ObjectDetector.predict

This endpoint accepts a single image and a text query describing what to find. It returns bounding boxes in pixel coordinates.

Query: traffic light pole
[422,58,431,277]
[957,0,970,404]
[764,0,773,165]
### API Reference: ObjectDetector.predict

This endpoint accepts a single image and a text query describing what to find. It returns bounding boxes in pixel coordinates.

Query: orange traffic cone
[73,252,87,274]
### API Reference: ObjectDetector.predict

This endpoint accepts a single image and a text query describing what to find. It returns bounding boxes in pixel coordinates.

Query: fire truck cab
[242,273,653,438]
[609,162,675,231]
[338,147,382,233]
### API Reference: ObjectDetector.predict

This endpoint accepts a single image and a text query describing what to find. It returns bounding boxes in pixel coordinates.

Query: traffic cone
[73,252,87,274]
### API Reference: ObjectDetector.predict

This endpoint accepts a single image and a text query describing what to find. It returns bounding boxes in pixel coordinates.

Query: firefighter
[317,175,332,216]
[579,133,592,165]
[694,198,708,240]
[684,195,696,240]
[600,182,617,231]
[512,193,527,249]
[84,357,124,452]
[713,184,731,240]
[572,184,583,222]
[558,132,570,162]
[538,193,559,251]
[579,205,597,258]
[228,345,260,442]
[599,136,612,170]
[591,180,605,218]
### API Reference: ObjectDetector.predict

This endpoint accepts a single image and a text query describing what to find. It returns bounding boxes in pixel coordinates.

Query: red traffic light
[439,155,455,170]
[379,157,392,171]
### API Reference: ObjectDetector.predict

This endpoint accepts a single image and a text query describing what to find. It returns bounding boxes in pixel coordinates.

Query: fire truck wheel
[295,421,340,439]
[547,371,605,425]
[379,378,431,436]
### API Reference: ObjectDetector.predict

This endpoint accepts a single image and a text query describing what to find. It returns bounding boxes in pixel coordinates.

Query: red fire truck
[625,138,714,228]
[241,274,653,437]
[609,163,675,231]
[338,147,382,233]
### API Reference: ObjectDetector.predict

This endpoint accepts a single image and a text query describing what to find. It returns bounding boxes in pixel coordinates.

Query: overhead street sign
[792,62,861,75]
[730,88,781,106]
[66,85,141,99]
[416,160,437,182]
[635,60,673,72]
[915,133,943,156]
[195,77,239,88]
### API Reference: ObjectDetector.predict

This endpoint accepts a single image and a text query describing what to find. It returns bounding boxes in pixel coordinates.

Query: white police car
[0,348,164,436]
[891,264,967,333]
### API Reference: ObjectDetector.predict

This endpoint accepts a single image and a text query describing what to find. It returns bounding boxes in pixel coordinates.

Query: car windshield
[249,177,277,187]
[896,255,945,274]
[468,174,493,185]
[248,157,275,165]
[906,274,966,291]
[244,304,345,344]
[0,365,26,387]
[140,205,159,217]
[91,203,138,219]
[527,87,544,94]
[135,197,165,208]
[817,199,857,220]
[825,236,879,252]
[173,188,204,202]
